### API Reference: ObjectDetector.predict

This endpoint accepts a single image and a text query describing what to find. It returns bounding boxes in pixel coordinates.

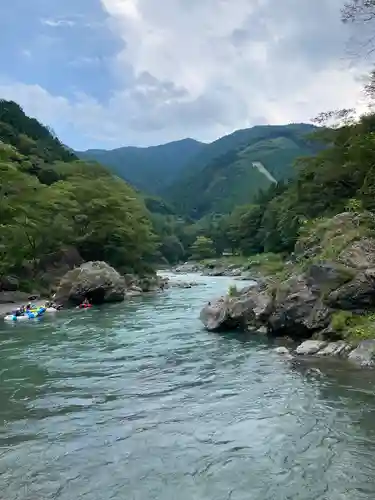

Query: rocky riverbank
[174,261,256,280]
[200,211,375,367]
[274,339,375,368]
[0,258,172,315]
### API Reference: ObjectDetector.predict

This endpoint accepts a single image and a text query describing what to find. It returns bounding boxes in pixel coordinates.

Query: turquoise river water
[1,272,375,499]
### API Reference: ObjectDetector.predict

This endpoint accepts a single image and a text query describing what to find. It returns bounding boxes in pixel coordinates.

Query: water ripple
[1,273,375,499]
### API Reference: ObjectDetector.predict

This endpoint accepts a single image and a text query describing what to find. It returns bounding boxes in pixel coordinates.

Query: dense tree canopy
[197,113,375,259]
[0,101,159,288]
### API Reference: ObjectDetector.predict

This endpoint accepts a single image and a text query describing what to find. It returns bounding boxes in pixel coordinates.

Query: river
[1,272,375,499]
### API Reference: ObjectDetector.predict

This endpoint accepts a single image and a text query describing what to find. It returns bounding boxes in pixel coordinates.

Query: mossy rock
[295,211,375,263]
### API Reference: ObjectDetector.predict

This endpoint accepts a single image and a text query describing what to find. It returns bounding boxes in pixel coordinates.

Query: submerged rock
[274,346,291,355]
[170,281,200,288]
[54,261,126,305]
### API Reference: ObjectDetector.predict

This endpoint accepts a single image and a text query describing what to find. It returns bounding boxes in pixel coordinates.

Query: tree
[0,100,162,287]
[159,235,185,264]
[190,236,215,260]
[342,1,375,25]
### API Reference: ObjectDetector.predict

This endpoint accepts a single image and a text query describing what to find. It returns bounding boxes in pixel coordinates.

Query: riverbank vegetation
[0,100,160,292]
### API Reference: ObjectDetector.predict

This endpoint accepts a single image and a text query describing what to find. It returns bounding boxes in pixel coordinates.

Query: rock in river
[348,340,375,367]
[200,285,273,332]
[54,261,126,305]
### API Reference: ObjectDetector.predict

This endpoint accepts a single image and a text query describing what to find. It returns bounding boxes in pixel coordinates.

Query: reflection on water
[1,273,375,499]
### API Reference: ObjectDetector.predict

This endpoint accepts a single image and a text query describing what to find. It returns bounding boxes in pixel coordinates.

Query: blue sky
[0,0,369,150]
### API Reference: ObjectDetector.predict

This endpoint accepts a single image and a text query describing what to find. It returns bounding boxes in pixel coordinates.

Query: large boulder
[200,297,231,331]
[327,269,375,311]
[0,275,19,292]
[200,286,273,332]
[267,273,331,338]
[54,261,126,305]
[267,262,360,338]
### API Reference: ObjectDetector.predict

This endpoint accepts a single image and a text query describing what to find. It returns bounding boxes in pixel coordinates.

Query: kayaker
[78,298,91,309]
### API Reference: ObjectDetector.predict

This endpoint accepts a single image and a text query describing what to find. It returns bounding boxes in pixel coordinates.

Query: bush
[228,284,238,297]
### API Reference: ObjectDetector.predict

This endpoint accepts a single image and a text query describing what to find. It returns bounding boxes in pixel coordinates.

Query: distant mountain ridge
[78,122,321,218]
[163,123,321,218]
[77,138,205,195]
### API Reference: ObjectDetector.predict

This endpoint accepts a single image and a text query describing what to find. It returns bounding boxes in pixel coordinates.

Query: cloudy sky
[0,0,369,149]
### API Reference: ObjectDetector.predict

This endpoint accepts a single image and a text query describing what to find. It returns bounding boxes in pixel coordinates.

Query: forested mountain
[77,138,205,195]
[164,123,320,218]
[78,123,319,215]
[0,99,159,289]
[197,112,375,259]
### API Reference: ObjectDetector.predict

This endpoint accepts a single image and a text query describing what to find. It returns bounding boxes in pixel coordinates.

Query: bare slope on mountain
[164,123,320,218]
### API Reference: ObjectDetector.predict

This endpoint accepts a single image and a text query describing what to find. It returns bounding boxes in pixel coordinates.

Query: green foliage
[244,253,285,276]
[190,236,215,260]
[0,101,158,287]
[346,314,375,341]
[296,212,375,263]
[331,311,355,332]
[165,123,320,218]
[77,138,204,195]
[345,198,363,213]
[201,112,375,260]
[331,311,375,342]
[228,284,239,297]
[0,99,75,163]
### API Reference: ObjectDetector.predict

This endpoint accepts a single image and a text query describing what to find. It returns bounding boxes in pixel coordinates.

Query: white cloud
[41,18,76,27]
[1,0,372,148]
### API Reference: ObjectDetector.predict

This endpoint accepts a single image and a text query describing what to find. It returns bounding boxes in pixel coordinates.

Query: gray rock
[348,340,375,367]
[54,261,126,305]
[171,281,199,288]
[207,268,225,276]
[339,237,375,269]
[126,286,143,297]
[316,341,352,357]
[274,346,291,355]
[327,269,375,311]
[200,297,232,331]
[174,263,201,273]
[200,288,273,332]
[0,275,19,291]
[295,340,328,355]
[0,291,32,304]
[268,274,331,337]
[305,262,355,293]
[255,326,268,334]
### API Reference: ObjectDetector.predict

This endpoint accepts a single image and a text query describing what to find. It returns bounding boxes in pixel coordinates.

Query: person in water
[78,298,91,308]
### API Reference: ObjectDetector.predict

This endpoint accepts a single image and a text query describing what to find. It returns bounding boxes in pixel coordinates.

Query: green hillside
[77,138,205,195]
[164,123,320,218]
[0,100,158,287]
